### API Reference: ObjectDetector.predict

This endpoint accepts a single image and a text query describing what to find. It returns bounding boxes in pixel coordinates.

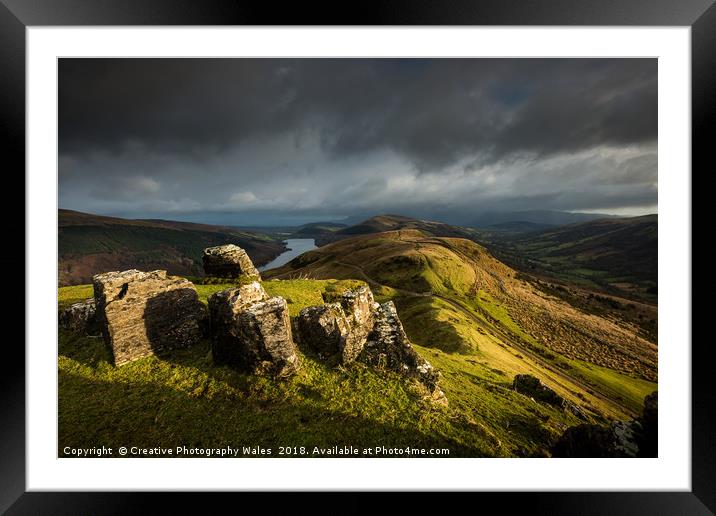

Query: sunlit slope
[265,230,657,416]
[59,279,589,457]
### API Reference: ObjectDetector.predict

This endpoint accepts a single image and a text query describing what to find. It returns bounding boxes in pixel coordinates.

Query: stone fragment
[339,286,376,363]
[296,303,351,360]
[233,297,299,376]
[208,282,268,333]
[361,301,443,398]
[202,244,260,279]
[59,298,99,334]
[93,269,205,366]
[512,374,565,407]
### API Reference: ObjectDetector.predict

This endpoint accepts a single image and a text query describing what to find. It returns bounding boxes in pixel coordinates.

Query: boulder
[339,286,377,362]
[612,419,642,457]
[512,374,565,407]
[93,269,206,366]
[552,391,658,458]
[637,391,658,457]
[297,286,378,363]
[208,281,268,332]
[59,298,99,334]
[340,285,375,328]
[208,281,269,365]
[551,423,625,458]
[234,297,299,377]
[202,244,260,279]
[361,301,444,399]
[296,303,351,360]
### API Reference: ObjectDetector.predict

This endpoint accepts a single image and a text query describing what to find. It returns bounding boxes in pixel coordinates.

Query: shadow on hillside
[58,369,483,458]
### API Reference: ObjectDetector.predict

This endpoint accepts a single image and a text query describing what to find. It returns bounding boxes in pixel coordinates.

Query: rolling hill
[264,229,657,417]
[58,209,285,286]
[57,212,658,457]
[469,210,617,228]
[58,278,592,457]
[480,215,658,299]
[311,214,479,245]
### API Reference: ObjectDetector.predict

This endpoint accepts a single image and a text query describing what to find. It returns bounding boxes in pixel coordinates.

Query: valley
[58,209,286,286]
[57,210,658,457]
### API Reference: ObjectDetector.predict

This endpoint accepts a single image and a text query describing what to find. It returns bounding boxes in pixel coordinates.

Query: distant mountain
[484,215,657,299]
[58,209,285,286]
[481,221,555,235]
[332,214,479,241]
[469,210,617,229]
[293,221,347,236]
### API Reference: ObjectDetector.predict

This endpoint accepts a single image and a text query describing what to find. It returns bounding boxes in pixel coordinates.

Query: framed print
[2,0,712,512]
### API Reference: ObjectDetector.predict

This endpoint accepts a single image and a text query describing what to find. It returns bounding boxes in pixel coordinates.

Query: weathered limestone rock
[208,281,269,366]
[202,244,260,279]
[339,286,377,362]
[552,391,658,458]
[551,423,623,457]
[234,297,299,376]
[638,391,658,457]
[612,419,642,457]
[361,301,444,399]
[208,281,268,334]
[340,285,375,329]
[93,269,206,366]
[512,374,565,407]
[59,298,99,334]
[297,286,378,364]
[296,303,351,359]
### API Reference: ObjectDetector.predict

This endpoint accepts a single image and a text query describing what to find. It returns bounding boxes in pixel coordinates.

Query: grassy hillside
[57,224,657,457]
[59,279,590,458]
[479,215,657,300]
[310,214,479,246]
[58,210,285,286]
[265,230,657,417]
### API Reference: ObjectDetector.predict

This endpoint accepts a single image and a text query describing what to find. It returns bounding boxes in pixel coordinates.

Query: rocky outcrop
[551,423,622,457]
[296,303,352,360]
[513,374,564,407]
[361,301,444,400]
[513,374,588,421]
[209,283,298,377]
[93,269,206,366]
[339,286,377,362]
[551,391,658,457]
[208,281,268,336]
[202,244,260,279]
[234,297,299,377]
[295,288,445,401]
[296,286,376,363]
[639,391,658,457]
[59,298,99,334]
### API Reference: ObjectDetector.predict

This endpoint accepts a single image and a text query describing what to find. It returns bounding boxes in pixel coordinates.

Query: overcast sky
[59,58,657,226]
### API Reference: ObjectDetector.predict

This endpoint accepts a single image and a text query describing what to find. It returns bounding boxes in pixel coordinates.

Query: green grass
[58,278,587,458]
[564,359,657,414]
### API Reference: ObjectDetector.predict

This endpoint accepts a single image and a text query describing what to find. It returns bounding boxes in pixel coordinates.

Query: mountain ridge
[58,209,285,286]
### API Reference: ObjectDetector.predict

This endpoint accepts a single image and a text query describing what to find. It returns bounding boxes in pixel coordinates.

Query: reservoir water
[258,238,318,272]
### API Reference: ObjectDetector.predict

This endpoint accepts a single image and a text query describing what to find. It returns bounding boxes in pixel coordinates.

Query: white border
[27,27,691,491]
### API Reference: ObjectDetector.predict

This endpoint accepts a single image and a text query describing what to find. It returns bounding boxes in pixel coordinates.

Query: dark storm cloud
[58,58,658,223]
[59,58,656,165]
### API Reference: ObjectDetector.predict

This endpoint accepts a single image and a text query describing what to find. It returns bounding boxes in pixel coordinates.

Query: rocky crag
[61,244,445,400]
[92,269,206,366]
[551,391,658,457]
[512,374,588,421]
[202,244,261,280]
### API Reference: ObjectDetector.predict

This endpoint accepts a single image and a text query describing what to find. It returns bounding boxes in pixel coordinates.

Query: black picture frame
[2,0,711,512]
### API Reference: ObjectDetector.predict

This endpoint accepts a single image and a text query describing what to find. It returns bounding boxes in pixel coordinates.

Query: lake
[258,238,318,272]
